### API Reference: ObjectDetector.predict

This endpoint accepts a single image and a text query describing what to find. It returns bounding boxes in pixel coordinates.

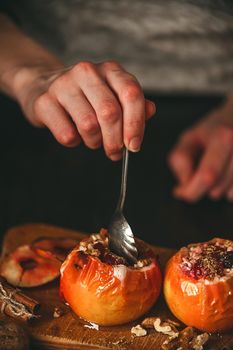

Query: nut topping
[181,240,233,281]
[76,230,152,268]
[131,325,147,337]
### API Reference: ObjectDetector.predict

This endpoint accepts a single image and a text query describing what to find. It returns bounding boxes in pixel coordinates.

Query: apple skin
[164,238,233,333]
[60,240,162,326]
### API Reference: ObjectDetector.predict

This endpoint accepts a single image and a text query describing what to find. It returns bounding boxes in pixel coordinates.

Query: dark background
[1,92,232,249]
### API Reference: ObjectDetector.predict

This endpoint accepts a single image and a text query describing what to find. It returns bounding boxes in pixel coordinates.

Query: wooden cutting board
[1,223,233,350]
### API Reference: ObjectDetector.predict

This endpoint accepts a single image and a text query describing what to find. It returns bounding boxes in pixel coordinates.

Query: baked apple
[164,238,233,332]
[60,229,162,326]
[0,245,61,287]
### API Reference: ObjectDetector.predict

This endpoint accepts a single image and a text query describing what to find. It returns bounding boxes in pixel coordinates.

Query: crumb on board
[112,339,127,345]
[53,307,64,318]
[131,325,147,337]
[84,322,99,330]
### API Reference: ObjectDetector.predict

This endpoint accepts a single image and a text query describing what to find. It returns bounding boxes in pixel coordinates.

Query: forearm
[0,14,63,99]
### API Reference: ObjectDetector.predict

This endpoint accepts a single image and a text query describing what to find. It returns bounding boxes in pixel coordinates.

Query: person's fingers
[54,84,102,150]
[227,183,233,201]
[209,155,233,200]
[103,62,146,152]
[145,99,156,120]
[34,93,81,147]
[73,62,123,160]
[174,127,233,202]
[43,61,155,157]
[168,130,202,185]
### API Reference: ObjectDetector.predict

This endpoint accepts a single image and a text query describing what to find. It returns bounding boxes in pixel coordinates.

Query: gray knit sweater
[1,0,233,93]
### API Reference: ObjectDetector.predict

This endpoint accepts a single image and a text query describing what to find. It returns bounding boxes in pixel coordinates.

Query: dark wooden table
[0,92,232,249]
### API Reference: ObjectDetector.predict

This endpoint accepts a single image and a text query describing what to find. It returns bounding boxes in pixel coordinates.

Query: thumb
[145,99,156,120]
[168,129,203,185]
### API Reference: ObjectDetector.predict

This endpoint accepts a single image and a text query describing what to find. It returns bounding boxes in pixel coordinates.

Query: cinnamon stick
[0,277,40,321]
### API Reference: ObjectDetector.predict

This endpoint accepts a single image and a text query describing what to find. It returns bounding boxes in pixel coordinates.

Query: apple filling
[180,240,233,281]
[76,229,152,269]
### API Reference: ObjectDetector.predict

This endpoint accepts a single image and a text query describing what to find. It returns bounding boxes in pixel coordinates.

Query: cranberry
[221,252,233,269]
[190,262,203,280]
[103,252,126,265]
[93,242,106,257]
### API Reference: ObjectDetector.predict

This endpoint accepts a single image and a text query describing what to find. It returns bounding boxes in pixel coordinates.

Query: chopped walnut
[131,325,147,337]
[87,243,94,251]
[53,307,64,318]
[134,259,151,268]
[161,326,210,350]
[190,333,209,350]
[91,234,101,241]
[79,245,87,252]
[141,317,157,328]
[180,326,197,342]
[161,326,196,350]
[142,316,181,330]
[166,319,182,328]
[153,318,179,338]
[90,249,100,256]
[162,332,179,345]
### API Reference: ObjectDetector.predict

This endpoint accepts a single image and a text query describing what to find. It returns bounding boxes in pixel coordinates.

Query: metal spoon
[108,147,138,265]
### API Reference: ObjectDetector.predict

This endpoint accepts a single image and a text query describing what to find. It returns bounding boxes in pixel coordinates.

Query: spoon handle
[116,147,129,212]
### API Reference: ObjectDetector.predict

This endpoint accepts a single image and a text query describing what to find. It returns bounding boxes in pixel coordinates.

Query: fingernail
[109,152,122,161]
[128,137,141,152]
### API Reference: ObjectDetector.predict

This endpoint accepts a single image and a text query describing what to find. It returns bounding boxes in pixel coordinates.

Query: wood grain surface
[1,223,233,350]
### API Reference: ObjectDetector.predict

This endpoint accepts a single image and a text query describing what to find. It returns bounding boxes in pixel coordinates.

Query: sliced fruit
[60,230,162,326]
[0,245,61,287]
[32,237,78,261]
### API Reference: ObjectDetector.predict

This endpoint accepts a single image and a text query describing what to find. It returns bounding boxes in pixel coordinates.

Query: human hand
[168,98,233,202]
[14,61,155,160]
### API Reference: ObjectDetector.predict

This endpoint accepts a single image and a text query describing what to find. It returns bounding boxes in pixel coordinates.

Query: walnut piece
[161,326,196,350]
[141,317,158,328]
[131,325,147,337]
[142,316,181,330]
[190,333,209,350]
[166,318,182,328]
[153,318,179,338]
[161,326,210,350]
